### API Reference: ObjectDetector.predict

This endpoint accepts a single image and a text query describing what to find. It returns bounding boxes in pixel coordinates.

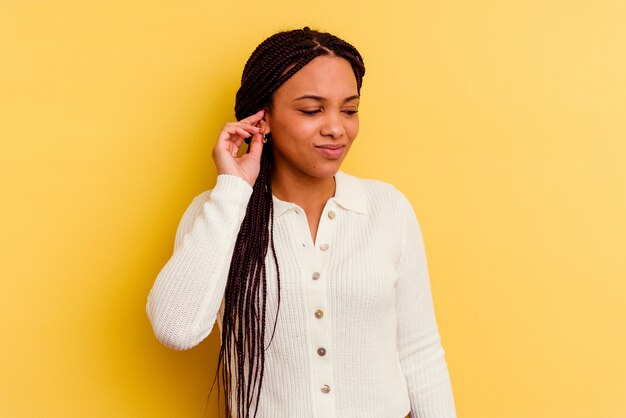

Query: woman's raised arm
[146,111,265,350]
[146,174,253,350]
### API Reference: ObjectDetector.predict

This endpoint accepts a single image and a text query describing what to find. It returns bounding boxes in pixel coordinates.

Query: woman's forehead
[274,56,358,101]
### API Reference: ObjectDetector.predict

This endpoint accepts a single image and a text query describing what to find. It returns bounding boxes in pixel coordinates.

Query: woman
[147,27,456,418]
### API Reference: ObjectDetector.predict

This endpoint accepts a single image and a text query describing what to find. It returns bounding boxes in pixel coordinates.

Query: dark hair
[208,26,365,418]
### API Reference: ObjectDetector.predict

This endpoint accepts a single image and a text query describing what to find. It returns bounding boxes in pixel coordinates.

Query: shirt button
[328,210,336,219]
[320,384,330,394]
[320,243,329,251]
[314,309,324,319]
[312,272,320,280]
[317,347,327,356]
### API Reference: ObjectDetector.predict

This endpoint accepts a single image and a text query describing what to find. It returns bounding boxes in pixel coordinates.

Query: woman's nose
[320,112,345,139]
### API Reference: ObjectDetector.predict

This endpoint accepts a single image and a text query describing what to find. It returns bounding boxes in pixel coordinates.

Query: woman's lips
[315,145,345,159]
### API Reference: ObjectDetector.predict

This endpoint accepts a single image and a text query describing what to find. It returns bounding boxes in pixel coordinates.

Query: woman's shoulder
[335,170,418,226]
[337,170,412,208]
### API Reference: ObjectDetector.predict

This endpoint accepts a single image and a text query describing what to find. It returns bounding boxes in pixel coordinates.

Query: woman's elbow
[146,302,212,351]
[152,327,198,351]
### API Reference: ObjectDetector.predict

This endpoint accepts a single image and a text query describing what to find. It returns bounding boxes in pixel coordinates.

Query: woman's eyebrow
[293,94,360,102]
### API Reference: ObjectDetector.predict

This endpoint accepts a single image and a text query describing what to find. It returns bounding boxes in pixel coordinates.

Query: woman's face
[263,55,360,180]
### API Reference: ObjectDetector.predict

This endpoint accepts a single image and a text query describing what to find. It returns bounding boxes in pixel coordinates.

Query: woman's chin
[309,161,345,179]
[273,155,347,180]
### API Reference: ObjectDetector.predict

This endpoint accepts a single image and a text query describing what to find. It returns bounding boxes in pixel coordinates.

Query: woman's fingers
[221,110,264,140]
[217,125,249,150]
[235,127,251,138]
[212,111,266,186]
[248,132,264,159]
[219,122,258,144]
[240,109,265,125]
[230,137,244,157]
[217,110,265,154]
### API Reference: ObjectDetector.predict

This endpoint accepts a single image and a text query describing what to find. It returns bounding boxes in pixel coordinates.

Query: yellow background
[1,1,625,417]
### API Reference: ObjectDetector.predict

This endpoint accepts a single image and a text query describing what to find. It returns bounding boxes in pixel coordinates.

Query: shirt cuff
[210,174,254,209]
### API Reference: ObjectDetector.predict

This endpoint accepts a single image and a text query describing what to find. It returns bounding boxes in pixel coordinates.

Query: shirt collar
[331,170,368,214]
[272,170,368,218]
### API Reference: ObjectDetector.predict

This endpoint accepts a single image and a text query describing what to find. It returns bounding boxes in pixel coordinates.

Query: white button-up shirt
[147,170,456,418]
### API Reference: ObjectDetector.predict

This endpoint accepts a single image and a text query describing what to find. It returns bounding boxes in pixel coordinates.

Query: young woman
[147,27,456,418]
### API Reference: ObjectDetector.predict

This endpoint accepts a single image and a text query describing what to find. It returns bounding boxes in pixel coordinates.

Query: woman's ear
[259,111,271,135]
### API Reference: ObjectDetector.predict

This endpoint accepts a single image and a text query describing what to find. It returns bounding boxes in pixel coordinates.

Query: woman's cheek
[295,120,319,140]
[348,119,359,140]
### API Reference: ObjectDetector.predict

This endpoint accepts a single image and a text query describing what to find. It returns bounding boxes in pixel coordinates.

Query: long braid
[207,26,365,418]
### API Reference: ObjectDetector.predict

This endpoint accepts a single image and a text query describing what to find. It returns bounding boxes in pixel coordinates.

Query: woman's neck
[271,168,336,212]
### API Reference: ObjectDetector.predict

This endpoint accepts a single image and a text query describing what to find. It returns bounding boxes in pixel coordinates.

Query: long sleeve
[395,194,457,417]
[146,174,253,350]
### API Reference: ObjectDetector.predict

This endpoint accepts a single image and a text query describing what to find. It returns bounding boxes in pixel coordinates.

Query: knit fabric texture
[146,170,456,418]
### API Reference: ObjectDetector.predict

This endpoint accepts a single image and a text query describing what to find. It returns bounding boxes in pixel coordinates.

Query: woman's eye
[343,110,359,115]
[300,109,321,116]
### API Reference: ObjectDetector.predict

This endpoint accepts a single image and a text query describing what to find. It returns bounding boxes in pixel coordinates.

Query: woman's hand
[212,110,266,187]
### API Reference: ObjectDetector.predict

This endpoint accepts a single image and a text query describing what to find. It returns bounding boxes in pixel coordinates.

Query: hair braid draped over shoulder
[209,26,365,418]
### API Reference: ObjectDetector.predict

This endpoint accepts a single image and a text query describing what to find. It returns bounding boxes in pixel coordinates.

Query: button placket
[305,201,337,417]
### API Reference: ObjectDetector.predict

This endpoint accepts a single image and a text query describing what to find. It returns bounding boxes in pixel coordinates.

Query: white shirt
[146,170,456,418]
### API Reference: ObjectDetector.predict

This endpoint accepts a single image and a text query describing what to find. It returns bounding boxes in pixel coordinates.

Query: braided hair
[208,26,365,418]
